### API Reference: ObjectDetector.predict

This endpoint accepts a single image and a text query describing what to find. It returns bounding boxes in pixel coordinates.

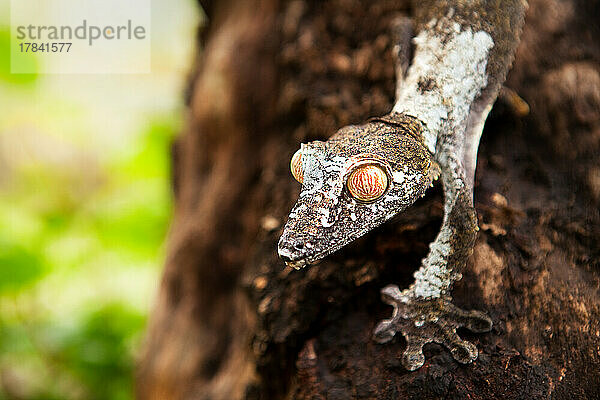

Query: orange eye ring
[290,149,303,183]
[346,164,388,202]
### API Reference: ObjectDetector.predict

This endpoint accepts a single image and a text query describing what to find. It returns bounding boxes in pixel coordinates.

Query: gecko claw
[373,284,492,371]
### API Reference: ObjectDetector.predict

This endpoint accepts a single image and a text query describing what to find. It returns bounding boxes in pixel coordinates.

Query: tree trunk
[136,0,600,398]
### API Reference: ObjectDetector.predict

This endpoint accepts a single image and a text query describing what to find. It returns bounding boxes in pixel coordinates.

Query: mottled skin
[279,0,527,371]
[279,114,436,268]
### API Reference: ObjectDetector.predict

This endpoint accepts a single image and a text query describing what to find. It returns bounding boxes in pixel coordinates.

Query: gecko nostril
[278,239,305,261]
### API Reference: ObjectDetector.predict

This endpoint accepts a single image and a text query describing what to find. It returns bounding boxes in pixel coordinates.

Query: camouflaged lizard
[278,0,527,371]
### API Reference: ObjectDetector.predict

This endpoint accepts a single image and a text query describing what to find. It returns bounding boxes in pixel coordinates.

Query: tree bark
[136,0,600,398]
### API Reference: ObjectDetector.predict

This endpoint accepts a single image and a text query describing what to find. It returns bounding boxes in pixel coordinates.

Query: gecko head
[278,119,438,269]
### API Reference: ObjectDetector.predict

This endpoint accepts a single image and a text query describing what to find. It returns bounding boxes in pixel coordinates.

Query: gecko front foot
[373,284,492,371]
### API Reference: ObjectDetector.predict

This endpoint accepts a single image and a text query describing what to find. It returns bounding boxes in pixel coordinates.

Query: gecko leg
[373,286,492,370]
[373,161,492,370]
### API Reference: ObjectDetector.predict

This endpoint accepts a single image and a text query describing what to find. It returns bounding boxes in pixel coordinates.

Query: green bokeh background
[0,1,199,398]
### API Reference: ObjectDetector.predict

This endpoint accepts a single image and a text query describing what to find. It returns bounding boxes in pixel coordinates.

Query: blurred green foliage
[0,0,198,395]
[0,89,177,398]
[0,303,145,400]
[0,242,46,293]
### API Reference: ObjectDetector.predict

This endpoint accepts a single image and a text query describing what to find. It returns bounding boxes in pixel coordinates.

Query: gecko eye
[290,149,303,183]
[346,164,388,202]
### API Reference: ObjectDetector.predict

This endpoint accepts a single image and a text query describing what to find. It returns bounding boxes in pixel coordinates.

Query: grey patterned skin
[279,0,527,371]
[278,115,436,269]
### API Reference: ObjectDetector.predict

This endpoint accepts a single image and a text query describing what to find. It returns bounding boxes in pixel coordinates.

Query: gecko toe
[374,288,490,370]
[373,319,396,343]
[402,340,426,371]
[439,323,479,364]
[380,284,404,305]
[448,337,478,364]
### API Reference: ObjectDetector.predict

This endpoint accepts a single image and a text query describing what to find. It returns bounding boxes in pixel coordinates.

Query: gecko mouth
[278,250,312,269]
[277,240,325,270]
[278,234,347,270]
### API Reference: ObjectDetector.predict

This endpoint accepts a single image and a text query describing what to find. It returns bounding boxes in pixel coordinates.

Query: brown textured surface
[136,0,600,399]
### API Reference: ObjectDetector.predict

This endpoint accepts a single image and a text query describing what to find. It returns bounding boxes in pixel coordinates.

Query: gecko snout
[277,237,304,260]
[277,234,314,268]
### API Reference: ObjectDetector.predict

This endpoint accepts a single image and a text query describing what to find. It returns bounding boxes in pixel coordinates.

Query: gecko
[278,0,527,371]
